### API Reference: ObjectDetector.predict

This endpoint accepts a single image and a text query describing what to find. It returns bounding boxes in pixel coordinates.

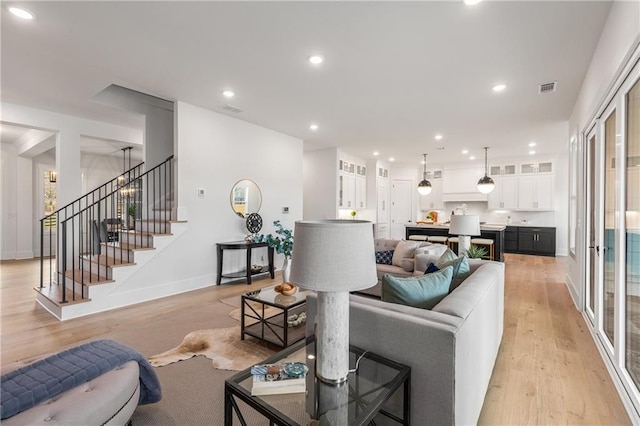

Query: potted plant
[253,220,293,282]
[466,244,487,259]
[128,203,136,230]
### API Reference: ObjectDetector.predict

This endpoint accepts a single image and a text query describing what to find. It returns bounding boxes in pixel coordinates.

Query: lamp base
[316,291,350,385]
[458,235,471,257]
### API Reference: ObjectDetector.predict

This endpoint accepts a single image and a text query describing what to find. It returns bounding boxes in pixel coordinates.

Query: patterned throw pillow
[375,250,394,265]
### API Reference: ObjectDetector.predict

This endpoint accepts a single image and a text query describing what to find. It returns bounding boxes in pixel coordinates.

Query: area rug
[148,326,275,371]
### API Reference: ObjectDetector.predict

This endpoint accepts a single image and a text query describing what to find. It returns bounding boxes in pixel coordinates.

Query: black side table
[216,241,275,285]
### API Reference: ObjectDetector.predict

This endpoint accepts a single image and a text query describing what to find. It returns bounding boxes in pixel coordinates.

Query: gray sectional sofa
[306,258,505,425]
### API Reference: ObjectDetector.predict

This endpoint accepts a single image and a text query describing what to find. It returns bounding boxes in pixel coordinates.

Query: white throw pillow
[392,240,420,267]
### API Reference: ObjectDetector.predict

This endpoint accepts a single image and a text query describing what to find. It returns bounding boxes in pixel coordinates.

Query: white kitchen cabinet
[489,164,517,177]
[519,161,553,175]
[338,172,356,209]
[377,184,390,224]
[518,174,554,210]
[338,157,367,210]
[355,175,367,209]
[488,175,518,210]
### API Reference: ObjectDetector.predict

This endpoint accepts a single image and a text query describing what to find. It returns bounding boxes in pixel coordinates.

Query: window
[43,170,57,230]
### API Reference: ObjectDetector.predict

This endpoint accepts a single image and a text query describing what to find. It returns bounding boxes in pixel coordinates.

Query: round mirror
[230,179,262,218]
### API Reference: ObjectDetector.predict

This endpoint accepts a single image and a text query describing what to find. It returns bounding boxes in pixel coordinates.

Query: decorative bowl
[250,264,263,274]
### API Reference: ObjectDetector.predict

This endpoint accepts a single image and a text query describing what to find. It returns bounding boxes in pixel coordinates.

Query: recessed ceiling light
[389,157,395,162]
[435,134,443,140]
[309,55,324,65]
[528,142,536,147]
[373,151,379,156]
[8,6,34,20]
[309,124,318,131]
[222,90,235,98]
[529,150,536,155]
[492,84,507,92]
[470,156,476,160]
[462,149,469,154]
[464,0,482,5]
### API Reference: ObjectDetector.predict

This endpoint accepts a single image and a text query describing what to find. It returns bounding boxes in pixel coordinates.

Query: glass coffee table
[224,336,411,426]
[241,286,310,348]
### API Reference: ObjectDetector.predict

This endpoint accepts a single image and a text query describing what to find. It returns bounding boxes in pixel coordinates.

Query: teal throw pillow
[381,266,453,310]
[436,256,471,292]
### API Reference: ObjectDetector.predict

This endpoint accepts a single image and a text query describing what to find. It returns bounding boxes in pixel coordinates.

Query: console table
[216,241,275,285]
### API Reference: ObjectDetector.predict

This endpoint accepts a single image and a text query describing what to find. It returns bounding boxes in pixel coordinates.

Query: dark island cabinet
[517,227,556,256]
[504,226,518,253]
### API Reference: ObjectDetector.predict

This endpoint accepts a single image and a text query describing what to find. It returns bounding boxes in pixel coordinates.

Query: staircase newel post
[39,218,44,289]
[61,220,68,304]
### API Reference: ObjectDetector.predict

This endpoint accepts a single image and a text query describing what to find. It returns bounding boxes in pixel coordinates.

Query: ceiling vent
[538,81,557,94]
[220,104,243,113]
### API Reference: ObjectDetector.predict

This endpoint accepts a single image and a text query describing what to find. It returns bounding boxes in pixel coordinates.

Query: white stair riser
[119,233,153,247]
[100,246,135,262]
[57,273,91,298]
[136,221,170,234]
[79,259,114,279]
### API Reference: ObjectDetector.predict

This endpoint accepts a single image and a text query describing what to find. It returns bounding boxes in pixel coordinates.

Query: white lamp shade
[290,220,377,292]
[449,215,481,236]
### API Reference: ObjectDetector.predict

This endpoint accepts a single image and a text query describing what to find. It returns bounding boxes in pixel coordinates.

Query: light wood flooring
[0,254,631,424]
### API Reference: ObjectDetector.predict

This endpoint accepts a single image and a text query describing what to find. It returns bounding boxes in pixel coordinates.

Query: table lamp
[449,214,481,256]
[290,220,377,384]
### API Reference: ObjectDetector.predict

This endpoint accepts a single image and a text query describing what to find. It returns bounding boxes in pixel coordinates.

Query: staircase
[36,156,186,320]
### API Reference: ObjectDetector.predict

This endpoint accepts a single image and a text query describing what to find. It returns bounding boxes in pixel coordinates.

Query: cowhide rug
[148,327,274,371]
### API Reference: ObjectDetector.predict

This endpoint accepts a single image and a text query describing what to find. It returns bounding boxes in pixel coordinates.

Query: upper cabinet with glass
[230,179,262,218]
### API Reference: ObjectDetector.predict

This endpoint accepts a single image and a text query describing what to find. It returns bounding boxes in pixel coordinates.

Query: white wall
[123,101,303,290]
[566,1,640,308]
[303,148,338,220]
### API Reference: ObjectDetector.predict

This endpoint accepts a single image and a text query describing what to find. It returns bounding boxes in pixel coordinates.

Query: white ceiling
[1,1,612,166]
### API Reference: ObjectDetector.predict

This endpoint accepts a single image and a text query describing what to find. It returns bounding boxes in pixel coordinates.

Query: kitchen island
[405,224,506,262]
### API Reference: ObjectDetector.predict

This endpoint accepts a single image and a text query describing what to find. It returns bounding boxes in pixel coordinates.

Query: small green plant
[350,210,357,219]
[466,244,487,259]
[128,203,136,217]
[253,220,293,258]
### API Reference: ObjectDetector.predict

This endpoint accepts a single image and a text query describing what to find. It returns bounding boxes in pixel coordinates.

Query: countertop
[407,223,506,231]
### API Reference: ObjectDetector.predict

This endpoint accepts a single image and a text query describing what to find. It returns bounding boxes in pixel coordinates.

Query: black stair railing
[39,156,174,304]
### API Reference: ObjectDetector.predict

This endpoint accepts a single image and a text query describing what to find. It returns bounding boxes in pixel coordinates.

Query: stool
[447,237,459,251]
[470,238,495,260]
[427,236,449,244]
[408,235,428,241]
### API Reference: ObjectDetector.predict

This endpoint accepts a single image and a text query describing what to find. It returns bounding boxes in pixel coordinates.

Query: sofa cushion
[436,248,457,264]
[381,266,453,310]
[439,256,471,292]
[391,240,420,267]
[375,250,394,265]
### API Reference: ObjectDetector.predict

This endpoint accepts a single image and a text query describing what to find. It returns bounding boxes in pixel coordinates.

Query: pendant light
[417,153,432,195]
[477,147,495,194]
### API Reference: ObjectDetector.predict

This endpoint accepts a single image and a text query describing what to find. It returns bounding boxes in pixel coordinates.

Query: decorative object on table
[350,210,357,219]
[274,282,297,296]
[286,312,306,327]
[245,212,263,234]
[290,220,377,385]
[253,220,294,282]
[148,327,274,371]
[250,264,263,274]
[449,214,481,257]
[477,147,495,194]
[250,362,308,396]
[465,244,488,259]
[417,153,432,195]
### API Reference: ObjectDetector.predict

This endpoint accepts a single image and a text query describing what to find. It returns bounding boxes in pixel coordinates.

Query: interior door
[390,180,413,239]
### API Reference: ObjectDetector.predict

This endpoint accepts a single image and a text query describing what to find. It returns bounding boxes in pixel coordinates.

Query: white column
[56,131,82,207]
[16,156,33,259]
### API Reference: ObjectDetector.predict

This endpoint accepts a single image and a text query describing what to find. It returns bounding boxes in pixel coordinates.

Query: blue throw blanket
[1,339,162,419]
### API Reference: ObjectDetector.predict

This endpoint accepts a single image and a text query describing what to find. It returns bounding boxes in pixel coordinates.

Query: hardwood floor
[0,254,631,424]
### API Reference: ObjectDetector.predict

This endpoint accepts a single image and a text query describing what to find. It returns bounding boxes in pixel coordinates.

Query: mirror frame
[230,179,262,218]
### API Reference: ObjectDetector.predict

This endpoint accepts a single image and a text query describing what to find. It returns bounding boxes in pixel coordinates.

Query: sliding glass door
[625,74,640,389]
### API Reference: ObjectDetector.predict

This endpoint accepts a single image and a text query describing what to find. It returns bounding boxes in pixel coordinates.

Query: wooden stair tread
[34,285,90,306]
[62,270,114,285]
[86,255,135,268]
[101,242,155,252]
[123,230,173,237]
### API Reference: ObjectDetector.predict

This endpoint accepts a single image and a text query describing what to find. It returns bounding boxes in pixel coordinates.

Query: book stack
[250,362,308,396]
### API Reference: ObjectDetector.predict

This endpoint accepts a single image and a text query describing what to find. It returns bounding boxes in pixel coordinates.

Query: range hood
[442,192,488,202]
[441,168,488,202]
